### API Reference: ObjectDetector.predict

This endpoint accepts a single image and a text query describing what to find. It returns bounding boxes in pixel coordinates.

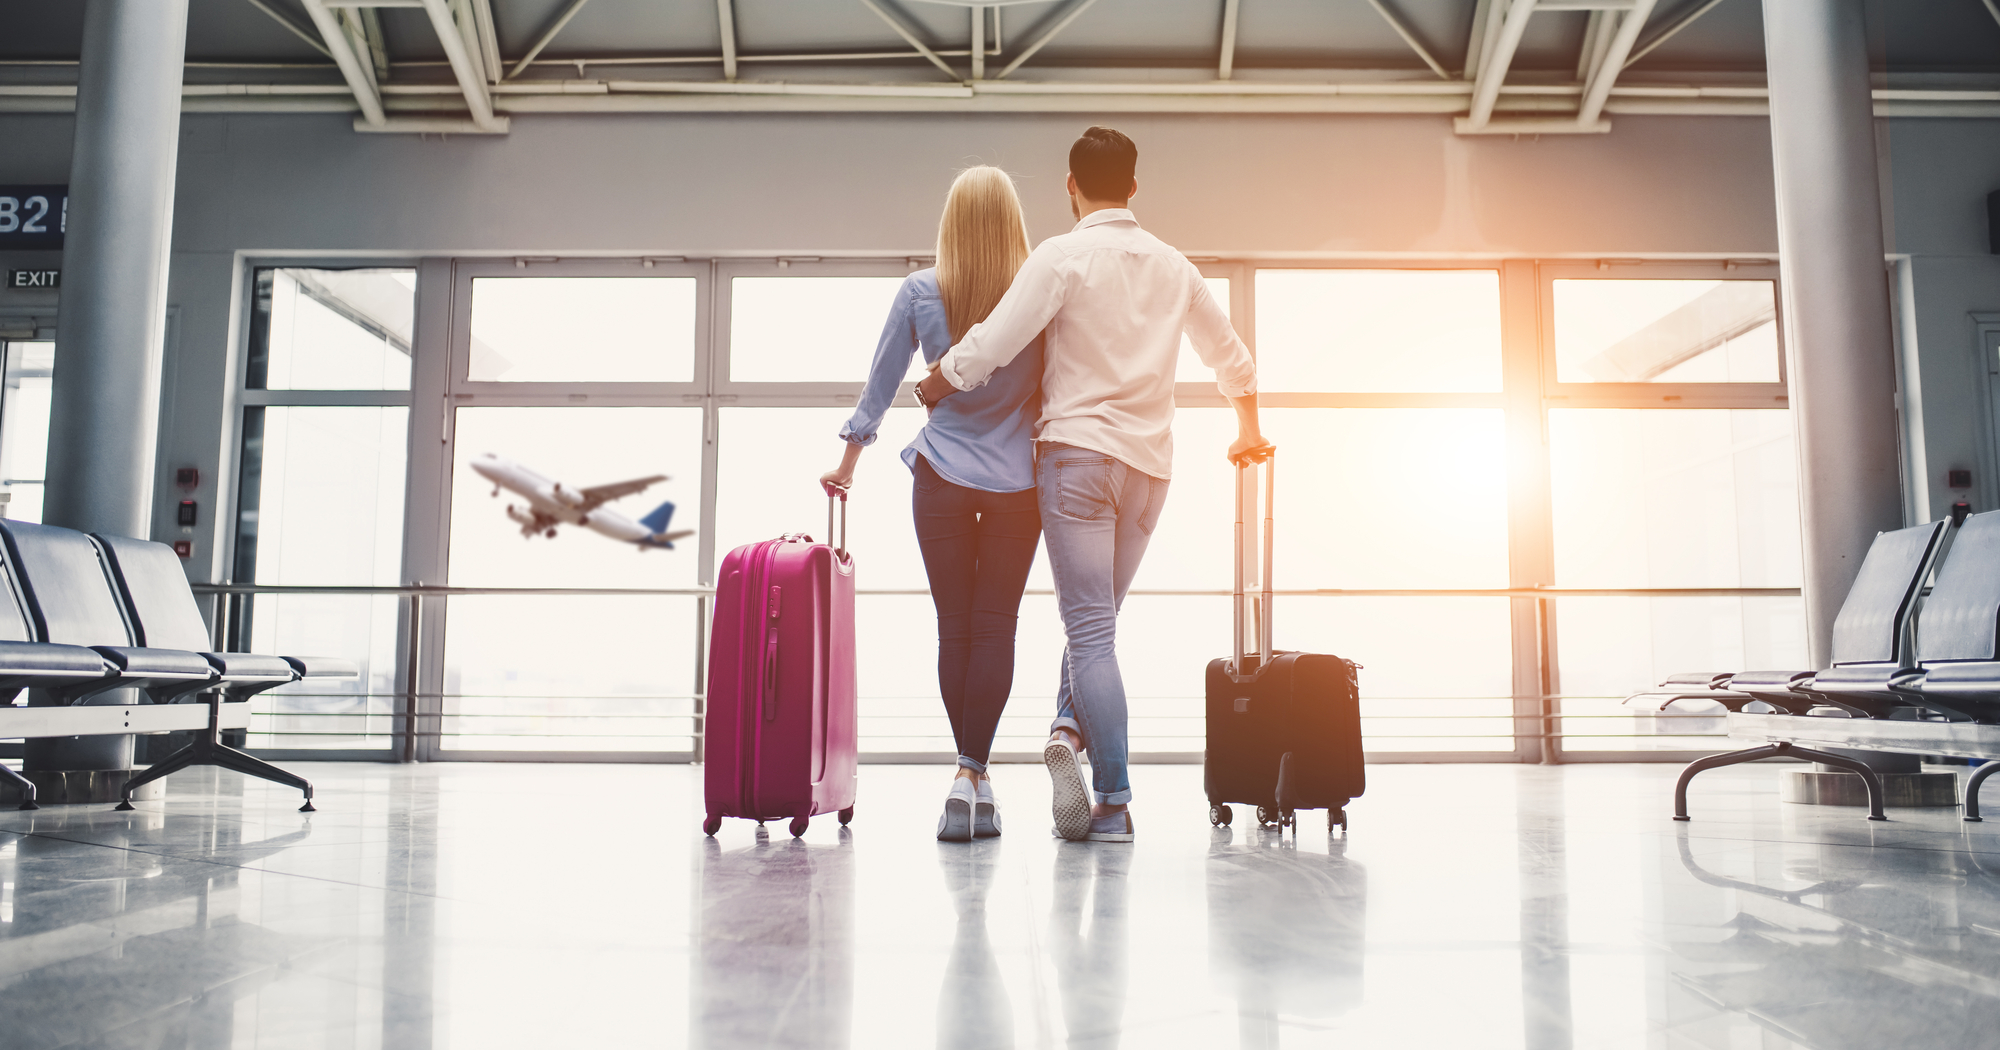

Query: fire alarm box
[175,467,199,490]
[172,540,191,558]
[1949,469,1974,490]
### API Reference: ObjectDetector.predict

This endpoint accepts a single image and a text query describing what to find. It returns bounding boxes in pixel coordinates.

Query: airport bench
[1630,517,1971,821]
[0,521,353,811]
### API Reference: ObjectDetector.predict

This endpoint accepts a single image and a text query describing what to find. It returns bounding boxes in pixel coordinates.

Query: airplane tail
[639,500,682,548]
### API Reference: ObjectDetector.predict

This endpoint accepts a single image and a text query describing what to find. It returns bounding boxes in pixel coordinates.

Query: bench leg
[115,699,316,813]
[1965,761,2000,822]
[1675,744,1788,821]
[1674,741,1889,822]
[0,760,37,810]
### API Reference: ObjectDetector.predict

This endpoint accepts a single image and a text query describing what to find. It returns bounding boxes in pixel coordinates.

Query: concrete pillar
[1762,0,1904,668]
[29,0,188,786]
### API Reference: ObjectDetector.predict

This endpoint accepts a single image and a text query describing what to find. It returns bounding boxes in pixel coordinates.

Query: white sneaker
[1044,736,1092,842]
[937,776,976,842]
[974,777,1002,838]
[1085,809,1134,843]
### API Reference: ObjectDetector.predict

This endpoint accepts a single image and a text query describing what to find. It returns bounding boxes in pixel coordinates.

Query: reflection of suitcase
[702,493,858,838]
[1204,454,1365,833]
[694,834,854,1048]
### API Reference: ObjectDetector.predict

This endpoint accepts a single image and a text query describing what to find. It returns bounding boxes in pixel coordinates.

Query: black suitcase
[1204,453,1365,833]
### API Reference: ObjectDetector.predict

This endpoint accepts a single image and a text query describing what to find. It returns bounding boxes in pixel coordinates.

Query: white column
[1763,0,1904,667]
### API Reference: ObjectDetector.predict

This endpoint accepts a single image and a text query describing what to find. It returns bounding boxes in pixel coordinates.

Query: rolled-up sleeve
[838,281,920,446]
[1183,265,1257,397]
[938,243,1067,392]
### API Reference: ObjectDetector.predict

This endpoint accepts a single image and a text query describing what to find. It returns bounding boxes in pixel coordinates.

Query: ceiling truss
[37,0,1986,132]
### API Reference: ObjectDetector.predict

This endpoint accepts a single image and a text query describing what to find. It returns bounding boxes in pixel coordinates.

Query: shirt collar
[1071,208,1138,232]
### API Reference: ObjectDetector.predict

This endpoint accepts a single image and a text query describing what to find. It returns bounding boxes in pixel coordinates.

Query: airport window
[1552,279,1780,384]
[247,268,414,390]
[466,276,697,383]
[727,274,912,383]
[0,340,52,523]
[441,406,703,753]
[224,255,1800,765]
[1255,269,1504,393]
[232,266,416,752]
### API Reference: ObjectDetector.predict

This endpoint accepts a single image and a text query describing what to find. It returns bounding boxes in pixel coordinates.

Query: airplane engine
[550,483,584,508]
[504,504,536,526]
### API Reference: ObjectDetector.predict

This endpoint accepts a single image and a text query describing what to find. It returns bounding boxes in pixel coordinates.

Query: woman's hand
[819,469,853,496]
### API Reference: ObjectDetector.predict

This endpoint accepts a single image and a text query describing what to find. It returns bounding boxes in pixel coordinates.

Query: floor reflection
[693,826,855,1049]
[935,840,1013,1050]
[1670,825,2000,1048]
[1205,826,1366,1048]
[0,807,319,1048]
[1049,842,1131,1050]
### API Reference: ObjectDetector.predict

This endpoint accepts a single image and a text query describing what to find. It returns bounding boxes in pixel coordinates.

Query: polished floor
[4,759,2000,1049]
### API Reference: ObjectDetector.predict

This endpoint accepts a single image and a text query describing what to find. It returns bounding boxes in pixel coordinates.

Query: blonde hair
[936,166,1032,344]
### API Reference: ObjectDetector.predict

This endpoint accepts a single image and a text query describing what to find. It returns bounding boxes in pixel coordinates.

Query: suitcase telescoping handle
[1232,451,1275,683]
[824,485,848,558]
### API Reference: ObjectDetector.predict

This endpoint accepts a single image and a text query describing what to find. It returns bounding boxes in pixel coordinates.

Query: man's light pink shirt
[936,209,1256,480]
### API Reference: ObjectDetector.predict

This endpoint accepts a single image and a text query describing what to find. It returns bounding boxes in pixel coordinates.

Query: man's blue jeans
[1038,443,1168,807]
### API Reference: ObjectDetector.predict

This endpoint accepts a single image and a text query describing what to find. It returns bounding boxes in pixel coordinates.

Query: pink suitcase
[702,492,858,837]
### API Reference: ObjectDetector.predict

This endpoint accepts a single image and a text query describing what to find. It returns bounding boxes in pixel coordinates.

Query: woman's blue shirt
[837,269,1042,493]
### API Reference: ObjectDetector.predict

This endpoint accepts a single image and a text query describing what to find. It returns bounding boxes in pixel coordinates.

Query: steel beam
[996,0,1100,79]
[472,0,502,80]
[1459,0,1537,130]
[302,0,386,125]
[1364,0,1451,80]
[1218,0,1239,80]
[855,0,960,80]
[1625,0,1729,68]
[418,0,506,130]
[1577,0,1656,125]
[240,0,334,58]
[508,0,592,80]
[970,5,985,80]
[718,0,739,80]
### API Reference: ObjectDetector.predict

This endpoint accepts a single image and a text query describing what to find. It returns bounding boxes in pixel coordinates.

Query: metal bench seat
[87,532,354,811]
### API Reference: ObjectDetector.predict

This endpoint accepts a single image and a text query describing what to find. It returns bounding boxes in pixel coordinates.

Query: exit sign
[0,186,66,249]
[8,270,58,289]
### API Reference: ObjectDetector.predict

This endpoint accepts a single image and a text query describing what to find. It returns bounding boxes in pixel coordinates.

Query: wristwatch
[913,379,933,410]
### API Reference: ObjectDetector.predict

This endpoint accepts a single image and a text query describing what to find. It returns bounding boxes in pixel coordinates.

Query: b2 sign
[0,186,67,249]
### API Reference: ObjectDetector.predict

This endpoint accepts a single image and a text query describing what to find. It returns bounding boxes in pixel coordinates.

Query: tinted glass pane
[446,407,703,588]
[468,277,696,383]
[231,405,409,751]
[1255,270,1502,392]
[440,594,698,753]
[1549,409,1800,588]
[0,340,52,522]
[253,268,414,390]
[1554,595,1806,751]
[1553,279,1779,383]
[730,277,909,383]
[714,407,932,590]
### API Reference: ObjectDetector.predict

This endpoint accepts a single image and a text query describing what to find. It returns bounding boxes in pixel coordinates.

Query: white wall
[1886,119,2000,522]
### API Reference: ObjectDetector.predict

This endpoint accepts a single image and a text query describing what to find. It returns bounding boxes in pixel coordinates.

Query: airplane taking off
[469,453,694,551]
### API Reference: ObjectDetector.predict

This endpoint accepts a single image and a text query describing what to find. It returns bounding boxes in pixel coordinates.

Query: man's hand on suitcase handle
[1226,392,1273,466]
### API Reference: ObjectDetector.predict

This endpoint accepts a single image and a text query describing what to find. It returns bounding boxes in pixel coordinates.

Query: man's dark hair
[1068,126,1137,202]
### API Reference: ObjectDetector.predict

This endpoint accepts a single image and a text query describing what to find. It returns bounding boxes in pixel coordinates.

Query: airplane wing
[576,475,667,511]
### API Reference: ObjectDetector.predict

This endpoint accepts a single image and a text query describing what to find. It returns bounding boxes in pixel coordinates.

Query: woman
[822,166,1044,842]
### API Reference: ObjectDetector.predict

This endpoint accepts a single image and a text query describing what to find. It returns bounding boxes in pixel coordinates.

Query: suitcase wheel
[838,806,854,826]
[1332,807,1348,835]
[1280,808,1295,829]
[788,815,811,838]
[1256,805,1278,827]
[1209,803,1232,827]
[702,814,722,837]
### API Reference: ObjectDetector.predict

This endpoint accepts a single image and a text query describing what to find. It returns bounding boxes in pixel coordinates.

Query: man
[916,126,1271,842]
